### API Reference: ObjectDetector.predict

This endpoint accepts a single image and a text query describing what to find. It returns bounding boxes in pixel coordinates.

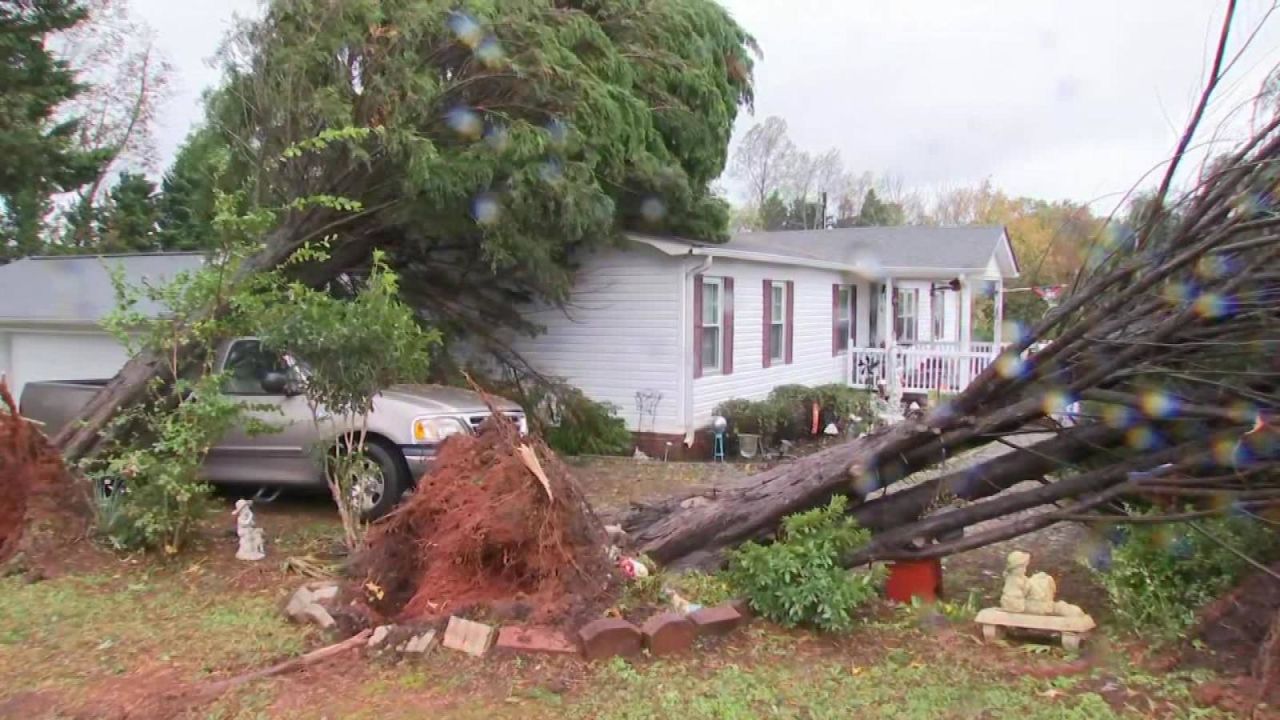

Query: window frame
[835,285,853,354]
[895,288,919,343]
[222,339,290,396]
[700,277,724,374]
[931,289,949,341]
[768,281,787,364]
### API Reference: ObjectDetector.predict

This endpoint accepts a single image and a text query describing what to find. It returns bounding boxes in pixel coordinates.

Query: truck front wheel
[333,441,409,521]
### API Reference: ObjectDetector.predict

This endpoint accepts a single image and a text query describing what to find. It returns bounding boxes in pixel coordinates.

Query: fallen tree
[53,0,758,463]
[624,4,1279,568]
[55,0,1277,577]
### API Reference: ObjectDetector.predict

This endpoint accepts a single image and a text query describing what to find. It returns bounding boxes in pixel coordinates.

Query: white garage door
[7,331,130,403]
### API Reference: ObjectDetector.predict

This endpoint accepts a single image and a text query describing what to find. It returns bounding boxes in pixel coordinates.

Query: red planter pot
[885,558,943,603]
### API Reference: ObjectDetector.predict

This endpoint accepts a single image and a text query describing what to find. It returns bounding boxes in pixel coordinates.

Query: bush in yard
[543,387,632,457]
[726,495,884,631]
[249,245,439,549]
[91,198,281,552]
[714,384,875,446]
[1093,512,1280,642]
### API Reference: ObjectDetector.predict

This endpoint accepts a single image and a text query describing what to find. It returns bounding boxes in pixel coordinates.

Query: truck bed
[19,380,110,436]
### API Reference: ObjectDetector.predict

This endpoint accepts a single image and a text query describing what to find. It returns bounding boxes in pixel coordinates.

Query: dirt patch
[359,415,619,627]
[1183,561,1280,704]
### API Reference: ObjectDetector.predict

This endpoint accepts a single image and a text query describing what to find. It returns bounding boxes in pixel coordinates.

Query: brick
[688,604,743,636]
[495,626,580,656]
[578,618,642,661]
[729,597,755,619]
[640,612,696,656]
[442,617,496,657]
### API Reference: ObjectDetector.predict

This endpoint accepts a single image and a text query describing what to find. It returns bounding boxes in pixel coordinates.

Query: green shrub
[713,384,875,444]
[545,388,633,456]
[1094,513,1280,642]
[726,496,884,631]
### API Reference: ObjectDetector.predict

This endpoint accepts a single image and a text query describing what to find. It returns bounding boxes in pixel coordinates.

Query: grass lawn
[0,460,1236,719]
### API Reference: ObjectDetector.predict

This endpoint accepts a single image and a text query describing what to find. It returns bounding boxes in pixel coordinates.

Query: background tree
[61,170,161,253]
[0,0,106,261]
[55,0,171,249]
[731,116,796,221]
[852,188,905,226]
[155,127,228,251]
[759,191,789,231]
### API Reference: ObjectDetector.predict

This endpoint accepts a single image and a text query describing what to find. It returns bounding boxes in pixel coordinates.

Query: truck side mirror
[260,372,291,395]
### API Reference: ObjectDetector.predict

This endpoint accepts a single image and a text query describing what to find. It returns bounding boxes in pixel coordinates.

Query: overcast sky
[133,0,1280,213]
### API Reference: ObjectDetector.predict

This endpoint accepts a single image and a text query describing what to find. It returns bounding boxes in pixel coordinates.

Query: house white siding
[1,328,129,402]
[689,258,852,430]
[0,332,9,395]
[508,244,683,434]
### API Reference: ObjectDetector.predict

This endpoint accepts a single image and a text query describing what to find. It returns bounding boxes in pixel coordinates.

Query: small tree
[91,197,278,552]
[250,247,439,549]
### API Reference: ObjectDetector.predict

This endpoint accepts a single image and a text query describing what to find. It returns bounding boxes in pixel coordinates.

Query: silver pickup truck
[20,337,525,518]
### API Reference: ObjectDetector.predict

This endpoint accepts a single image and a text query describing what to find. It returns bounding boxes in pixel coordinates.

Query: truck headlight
[411,416,469,443]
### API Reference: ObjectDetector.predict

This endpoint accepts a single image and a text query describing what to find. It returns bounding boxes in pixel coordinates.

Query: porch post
[957,277,972,389]
[883,277,895,391]
[992,278,1005,354]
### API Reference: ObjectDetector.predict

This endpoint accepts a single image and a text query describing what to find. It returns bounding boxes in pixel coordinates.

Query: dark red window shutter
[762,279,772,369]
[831,284,840,356]
[723,277,735,375]
[851,285,858,346]
[693,274,704,379]
[785,280,795,365]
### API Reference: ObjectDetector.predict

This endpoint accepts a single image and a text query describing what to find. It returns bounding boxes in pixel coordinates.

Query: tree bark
[622,421,1121,571]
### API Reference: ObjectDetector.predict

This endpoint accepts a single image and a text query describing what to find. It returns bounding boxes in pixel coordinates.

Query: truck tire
[337,441,409,521]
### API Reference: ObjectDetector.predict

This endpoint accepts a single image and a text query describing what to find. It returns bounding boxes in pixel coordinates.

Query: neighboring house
[0,252,206,401]
[508,226,1019,452]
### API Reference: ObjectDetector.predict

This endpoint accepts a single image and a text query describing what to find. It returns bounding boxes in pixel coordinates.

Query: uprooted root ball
[356,415,618,627]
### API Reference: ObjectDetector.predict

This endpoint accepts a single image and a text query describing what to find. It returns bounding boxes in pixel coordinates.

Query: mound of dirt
[1184,561,1280,703]
[357,414,619,627]
[0,380,73,564]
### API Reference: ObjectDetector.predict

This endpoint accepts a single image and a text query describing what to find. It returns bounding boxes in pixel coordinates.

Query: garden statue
[232,499,266,561]
[979,549,1094,650]
[999,550,1031,612]
[998,550,1086,618]
[874,366,906,426]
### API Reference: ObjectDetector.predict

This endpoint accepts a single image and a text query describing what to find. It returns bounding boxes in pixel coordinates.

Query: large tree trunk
[623,422,1122,570]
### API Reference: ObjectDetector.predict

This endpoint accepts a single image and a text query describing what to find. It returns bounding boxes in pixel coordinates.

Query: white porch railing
[849,346,998,394]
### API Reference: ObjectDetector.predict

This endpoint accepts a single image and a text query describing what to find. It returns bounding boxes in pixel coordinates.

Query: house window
[835,285,853,353]
[895,288,919,343]
[768,281,787,363]
[932,290,949,341]
[700,278,722,373]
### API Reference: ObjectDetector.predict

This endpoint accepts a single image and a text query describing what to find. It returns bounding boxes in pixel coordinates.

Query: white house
[0,227,1019,454]
[0,252,206,401]
[508,226,1020,451]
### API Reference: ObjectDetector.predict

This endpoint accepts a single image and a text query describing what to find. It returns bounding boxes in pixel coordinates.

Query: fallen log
[623,422,1123,570]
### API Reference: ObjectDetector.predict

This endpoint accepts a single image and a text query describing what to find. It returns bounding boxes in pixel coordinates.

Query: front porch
[847,342,1003,395]
[845,272,1011,396]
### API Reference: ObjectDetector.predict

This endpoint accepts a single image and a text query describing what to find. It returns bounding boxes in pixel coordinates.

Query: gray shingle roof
[724,225,1014,272]
[0,253,207,324]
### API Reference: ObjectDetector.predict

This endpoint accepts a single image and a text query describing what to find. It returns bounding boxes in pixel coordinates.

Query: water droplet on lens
[640,197,667,223]
[472,193,502,225]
